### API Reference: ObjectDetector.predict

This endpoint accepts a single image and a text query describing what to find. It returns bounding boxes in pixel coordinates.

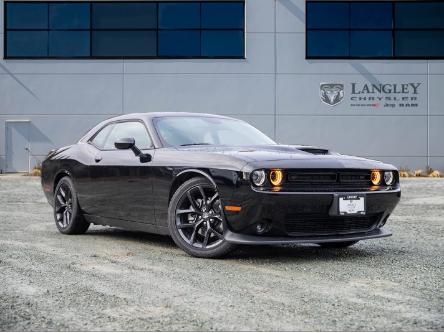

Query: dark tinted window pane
[396,3,444,29]
[395,31,444,57]
[6,31,48,57]
[201,31,244,57]
[306,2,349,29]
[103,122,152,150]
[92,3,157,29]
[159,31,200,56]
[49,3,90,29]
[92,31,157,57]
[350,31,392,57]
[6,3,48,29]
[201,2,244,29]
[351,3,392,29]
[159,3,200,29]
[49,31,90,57]
[307,31,349,57]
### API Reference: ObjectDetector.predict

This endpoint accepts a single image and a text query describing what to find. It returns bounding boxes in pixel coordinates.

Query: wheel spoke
[210,228,223,240]
[56,194,65,205]
[176,208,196,216]
[202,229,211,248]
[208,193,219,206]
[62,210,68,227]
[56,204,67,213]
[189,227,197,245]
[197,186,207,203]
[187,191,200,212]
[59,187,66,199]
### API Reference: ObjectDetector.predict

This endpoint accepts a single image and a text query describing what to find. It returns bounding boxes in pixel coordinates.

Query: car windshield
[154,116,276,147]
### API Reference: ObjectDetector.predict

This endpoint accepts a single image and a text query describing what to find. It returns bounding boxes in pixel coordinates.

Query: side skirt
[84,214,162,235]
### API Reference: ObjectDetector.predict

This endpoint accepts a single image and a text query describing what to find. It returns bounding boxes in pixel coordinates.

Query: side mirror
[114,137,152,163]
[115,137,135,150]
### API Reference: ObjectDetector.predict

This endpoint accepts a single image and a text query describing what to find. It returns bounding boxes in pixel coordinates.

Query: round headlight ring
[269,169,284,186]
[251,170,266,186]
[371,170,382,186]
[384,171,394,185]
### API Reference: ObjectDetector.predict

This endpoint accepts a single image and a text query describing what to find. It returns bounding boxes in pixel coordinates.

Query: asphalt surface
[0,175,443,331]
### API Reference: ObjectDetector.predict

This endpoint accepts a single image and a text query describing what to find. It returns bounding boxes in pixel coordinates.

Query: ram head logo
[320,83,344,106]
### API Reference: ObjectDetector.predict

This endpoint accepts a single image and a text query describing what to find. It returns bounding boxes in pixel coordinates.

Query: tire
[318,241,359,248]
[54,176,90,235]
[168,177,236,258]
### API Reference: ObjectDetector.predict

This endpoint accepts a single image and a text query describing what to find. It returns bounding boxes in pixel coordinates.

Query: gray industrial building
[1,0,444,172]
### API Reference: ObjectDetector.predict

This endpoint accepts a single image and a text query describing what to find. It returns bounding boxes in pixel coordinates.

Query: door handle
[94,154,102,163]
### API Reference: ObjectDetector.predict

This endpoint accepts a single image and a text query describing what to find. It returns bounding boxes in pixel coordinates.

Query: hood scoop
[297,147,330,155]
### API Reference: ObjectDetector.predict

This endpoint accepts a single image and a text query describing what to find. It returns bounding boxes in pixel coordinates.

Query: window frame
[3,0,246,60]
[88,119,154,152]
[305,0,444,60]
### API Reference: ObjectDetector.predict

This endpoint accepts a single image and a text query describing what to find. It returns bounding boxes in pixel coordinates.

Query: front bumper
[222,187,401,242]
[224,227,391,245]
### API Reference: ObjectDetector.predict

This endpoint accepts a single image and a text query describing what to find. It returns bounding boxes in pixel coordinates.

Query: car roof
[109,112,237,122]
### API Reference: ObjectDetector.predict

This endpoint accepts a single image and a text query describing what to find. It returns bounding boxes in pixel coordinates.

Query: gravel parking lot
[0,175,443,331]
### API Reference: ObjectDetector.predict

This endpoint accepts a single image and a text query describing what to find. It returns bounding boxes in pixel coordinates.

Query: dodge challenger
[41,113,401,258]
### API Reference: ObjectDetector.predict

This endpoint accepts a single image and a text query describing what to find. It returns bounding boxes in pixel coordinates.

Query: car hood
[177,145,397,171]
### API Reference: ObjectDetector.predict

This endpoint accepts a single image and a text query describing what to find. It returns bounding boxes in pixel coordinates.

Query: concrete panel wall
[1,0,443,172]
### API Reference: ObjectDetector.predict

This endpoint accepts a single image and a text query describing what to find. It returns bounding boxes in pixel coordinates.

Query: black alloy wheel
[168,177,236,258]
[54,176,90,234]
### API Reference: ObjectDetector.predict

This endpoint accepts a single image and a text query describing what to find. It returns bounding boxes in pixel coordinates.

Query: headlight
[384,171,394,185]
[251,170,266,186]
[371,170,382,185]
[269,169,284,186]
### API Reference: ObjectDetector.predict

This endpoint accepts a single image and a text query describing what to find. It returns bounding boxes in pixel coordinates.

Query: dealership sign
[320,82,422,108]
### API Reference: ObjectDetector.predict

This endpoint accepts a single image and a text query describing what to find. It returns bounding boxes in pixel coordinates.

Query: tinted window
[49,3,90,29]
[201,2,244,29]
[5,1,245,59]
[92,124,115,149]
[350,3,392,29]
[395,3,444,29]
[6,3,48,29]
[350,31,392,57]
[102,122,152,150]
[306,31,349,58]
[92,3,157,29]
[49,31,90,57]
[202,31,244,57]
[92,31,157,57]
[159,3,200,29]
[6,31,48,57]
[159,31,201,57]
[395,32,444,57]
[306,1,444,59]
[306,2,349,29]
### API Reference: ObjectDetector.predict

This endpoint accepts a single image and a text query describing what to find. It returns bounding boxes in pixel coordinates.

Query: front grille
[284,214,381,236]
[286,170,373,192]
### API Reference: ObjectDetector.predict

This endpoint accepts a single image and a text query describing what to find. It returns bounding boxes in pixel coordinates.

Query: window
[154,117,275,147]
[4,1,245,59]
[306,1,444,59]
[91,122,152,150]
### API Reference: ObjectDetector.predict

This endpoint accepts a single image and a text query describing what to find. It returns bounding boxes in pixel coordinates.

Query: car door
[85,120,156,225]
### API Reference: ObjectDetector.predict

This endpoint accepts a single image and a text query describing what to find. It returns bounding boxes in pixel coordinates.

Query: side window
[102,122,152,150]
[91,123,115,149]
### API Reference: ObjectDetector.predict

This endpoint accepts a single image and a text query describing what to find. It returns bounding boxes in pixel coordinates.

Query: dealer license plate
[339,195,366,215]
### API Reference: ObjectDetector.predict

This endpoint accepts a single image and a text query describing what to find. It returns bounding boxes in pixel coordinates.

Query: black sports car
[41,113,401,258]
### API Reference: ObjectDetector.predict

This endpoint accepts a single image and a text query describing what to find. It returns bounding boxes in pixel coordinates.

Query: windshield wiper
[180,143,212,147]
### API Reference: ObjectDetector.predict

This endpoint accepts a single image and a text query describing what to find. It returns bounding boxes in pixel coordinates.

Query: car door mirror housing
[115,137,151,163]
[115,137,135,150]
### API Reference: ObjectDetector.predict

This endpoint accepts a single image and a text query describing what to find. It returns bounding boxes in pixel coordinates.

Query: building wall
[1,0,443,172]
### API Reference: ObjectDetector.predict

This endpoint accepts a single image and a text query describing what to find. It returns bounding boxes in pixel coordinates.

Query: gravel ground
[0,175,443,331]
